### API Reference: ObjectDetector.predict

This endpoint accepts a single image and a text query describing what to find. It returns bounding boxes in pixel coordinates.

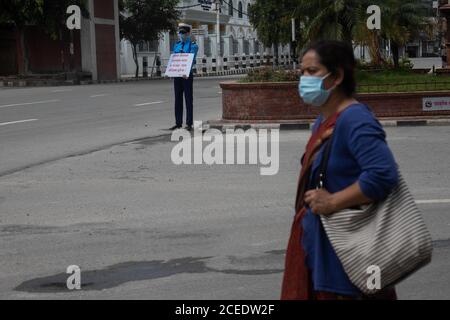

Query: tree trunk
[341,18,354,45]
[274,43,279,67]
[132,43,139,78]
[18,27,30,75]
[59,29,65,72]
[391,41,400,69]
[368,31,382,67]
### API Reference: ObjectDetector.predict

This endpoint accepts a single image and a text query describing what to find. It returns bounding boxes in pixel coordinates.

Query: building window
[238,2,243,18]
[233,38,239,55]
[228,1,233,16]
[247,3,250,18]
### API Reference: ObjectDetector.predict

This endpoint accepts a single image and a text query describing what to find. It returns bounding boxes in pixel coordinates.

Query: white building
[120,0,292,77]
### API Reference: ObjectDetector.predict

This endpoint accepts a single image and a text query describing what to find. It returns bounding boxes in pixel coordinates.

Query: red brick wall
[222,82,314,120]
[0,26,17,75]
[25,27,82,73]
[0,26,82,75]
[92,0,118,80]
[221,82,450,120]
[15,29,24,74]
[94,0,115,19]
[95,24,117,80]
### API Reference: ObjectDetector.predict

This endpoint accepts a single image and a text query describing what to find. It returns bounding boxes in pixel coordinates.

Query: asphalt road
[0,76,238,177]
[0,79,449,300]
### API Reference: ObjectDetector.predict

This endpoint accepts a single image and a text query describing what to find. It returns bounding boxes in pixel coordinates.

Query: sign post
[291,18,296,70]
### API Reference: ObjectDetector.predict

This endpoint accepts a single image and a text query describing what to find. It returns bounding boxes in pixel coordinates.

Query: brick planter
[220,81,450,120]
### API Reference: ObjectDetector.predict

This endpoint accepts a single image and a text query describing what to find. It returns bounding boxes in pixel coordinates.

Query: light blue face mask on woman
[299,73,334,107]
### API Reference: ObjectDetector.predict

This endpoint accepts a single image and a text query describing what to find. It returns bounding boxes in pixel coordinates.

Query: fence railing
[357,81,450,93]
[132,52,296,78]
[154,54,295,76]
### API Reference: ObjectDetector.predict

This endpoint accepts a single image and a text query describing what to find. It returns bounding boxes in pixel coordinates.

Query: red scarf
[281,111,342,300]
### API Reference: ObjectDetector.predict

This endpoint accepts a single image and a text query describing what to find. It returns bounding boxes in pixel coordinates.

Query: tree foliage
[120,0,180,77]
[381,0,427,68]
[248,0,296,63]
[0,0,87,35]
[249,0,430,68]
[37,0,88,39]
[0,0,88,74]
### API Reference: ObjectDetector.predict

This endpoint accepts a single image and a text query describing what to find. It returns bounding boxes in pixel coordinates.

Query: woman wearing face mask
[281,40,399,300]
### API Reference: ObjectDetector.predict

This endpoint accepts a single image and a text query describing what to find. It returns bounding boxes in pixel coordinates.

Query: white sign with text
[423,97,450,111]
[165,53,194,78]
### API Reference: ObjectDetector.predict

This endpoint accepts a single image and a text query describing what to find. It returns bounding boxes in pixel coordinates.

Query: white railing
[128,52,295,78]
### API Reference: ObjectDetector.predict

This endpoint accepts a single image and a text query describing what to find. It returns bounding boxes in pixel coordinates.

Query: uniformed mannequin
[169,23,199,131]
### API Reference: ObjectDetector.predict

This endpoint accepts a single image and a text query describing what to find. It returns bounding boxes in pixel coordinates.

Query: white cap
[178,23,192,33]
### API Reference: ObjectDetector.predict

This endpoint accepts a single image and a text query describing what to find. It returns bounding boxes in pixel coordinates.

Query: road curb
[0,79,77,87]
[381,119,450,127]
[206,118,450,131]
[0,69,252,88]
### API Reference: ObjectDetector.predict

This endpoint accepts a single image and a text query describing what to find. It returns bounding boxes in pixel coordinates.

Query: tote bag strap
[315,134,334,189]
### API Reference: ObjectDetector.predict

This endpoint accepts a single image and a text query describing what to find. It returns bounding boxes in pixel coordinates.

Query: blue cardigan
[302,103,399,296]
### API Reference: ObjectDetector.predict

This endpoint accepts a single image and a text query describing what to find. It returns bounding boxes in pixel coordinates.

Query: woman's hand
[304,182,374,216]
[304,188,337,216]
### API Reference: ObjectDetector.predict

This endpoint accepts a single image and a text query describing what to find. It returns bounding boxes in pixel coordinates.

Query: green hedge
[240,67,450,93]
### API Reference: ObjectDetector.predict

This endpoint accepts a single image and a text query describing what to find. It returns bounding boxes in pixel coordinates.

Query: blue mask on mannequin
[299,73,334,107]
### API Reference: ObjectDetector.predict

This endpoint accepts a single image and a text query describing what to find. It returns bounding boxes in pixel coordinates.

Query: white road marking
[51,89,73,93]
[416,199,450,204]
[0,119,38,126]
[0,99,60,109]
[90,94,108,98]
[134,101,164,107]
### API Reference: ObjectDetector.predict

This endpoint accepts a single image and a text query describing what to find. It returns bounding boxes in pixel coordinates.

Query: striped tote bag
[317,138,433,295]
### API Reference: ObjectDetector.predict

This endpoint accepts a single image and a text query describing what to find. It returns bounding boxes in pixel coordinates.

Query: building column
[196,34,205,59]
[120,40,142,76]
[113,0,120,79]
[439,5,450,65]
[210,34,217,58]
[81,0,97,80]
[223,35,232,58]
[159,31,171,61]
[80,0,120,81]
[238,37,244,55]
[249,38,255,55]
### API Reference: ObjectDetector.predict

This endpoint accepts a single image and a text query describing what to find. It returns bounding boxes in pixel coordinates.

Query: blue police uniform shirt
[172,38,199,71]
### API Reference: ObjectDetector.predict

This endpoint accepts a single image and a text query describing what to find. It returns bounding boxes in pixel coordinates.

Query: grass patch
[356,70,450,93]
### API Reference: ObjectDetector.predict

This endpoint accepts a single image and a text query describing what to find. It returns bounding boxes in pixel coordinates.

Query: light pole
[291,18,297,70]
[214,0,221,70]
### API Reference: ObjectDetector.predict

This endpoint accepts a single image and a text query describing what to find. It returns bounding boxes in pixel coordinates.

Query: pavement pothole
[15,251,285,293]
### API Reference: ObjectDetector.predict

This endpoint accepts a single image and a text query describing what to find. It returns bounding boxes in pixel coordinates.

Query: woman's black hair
[303,40,356,96]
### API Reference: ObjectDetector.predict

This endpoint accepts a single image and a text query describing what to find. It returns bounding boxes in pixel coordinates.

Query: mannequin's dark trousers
[174,73,194,127]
